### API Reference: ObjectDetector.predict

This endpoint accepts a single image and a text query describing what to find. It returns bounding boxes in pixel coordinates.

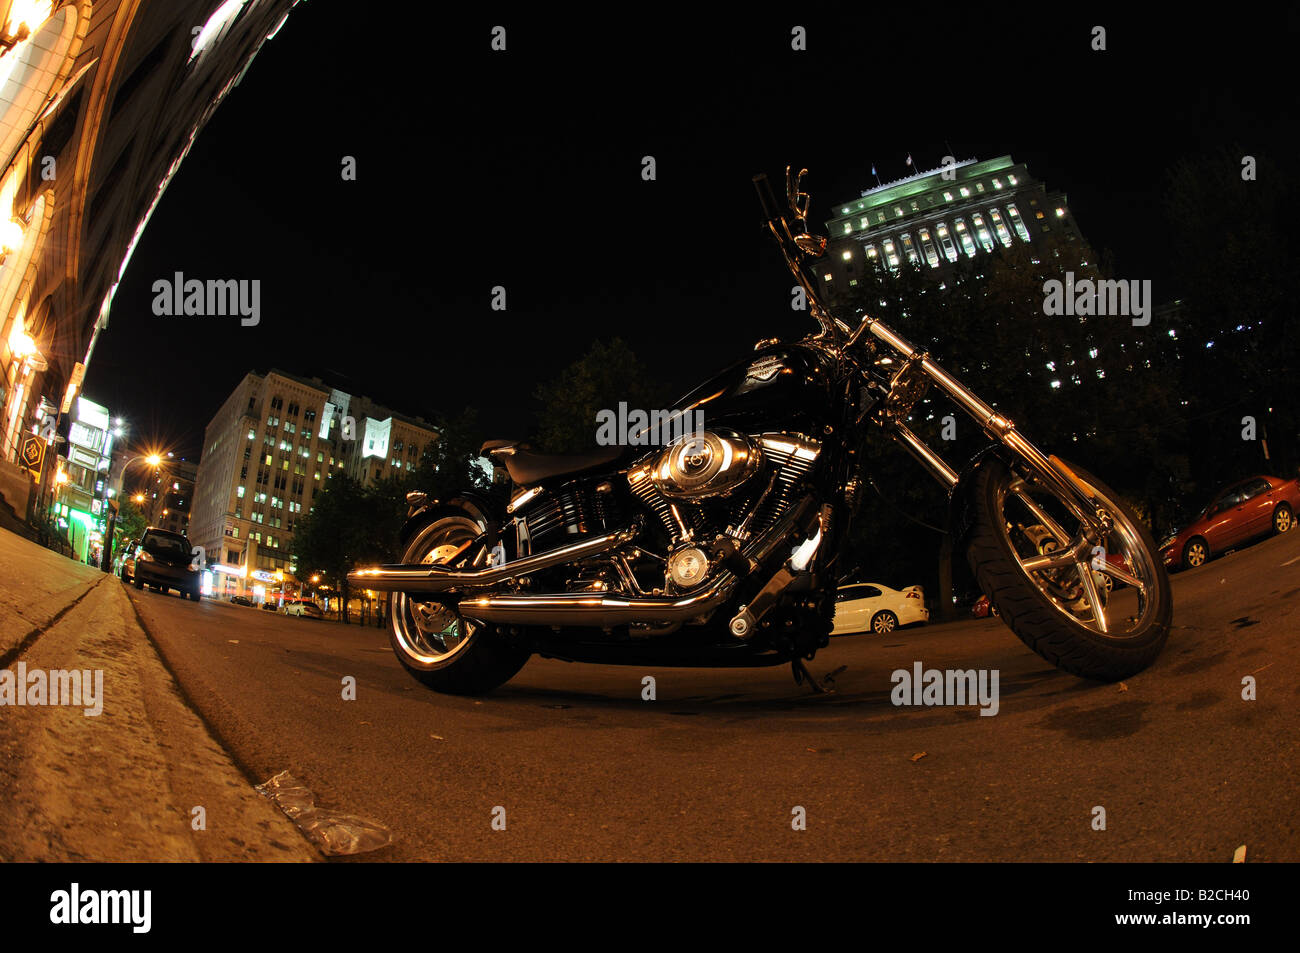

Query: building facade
[0,0,304,537]
[54,394,114,562]
[815,156,1091,293]
[189,369,440,603]
[141,454,195,535]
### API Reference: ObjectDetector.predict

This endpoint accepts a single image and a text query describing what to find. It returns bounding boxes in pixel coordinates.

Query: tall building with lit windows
[815,156,1092,292]
[189,369,440,603]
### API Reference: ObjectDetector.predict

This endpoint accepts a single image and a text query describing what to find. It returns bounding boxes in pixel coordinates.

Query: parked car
[117,538,140,582]
[283,600,324,618]
[971,594,1000,618]
[132,527,202,600]
[261,601,279,611]
[229,594,255,607]
[1160,475,1299,570]
[831,582,929,635]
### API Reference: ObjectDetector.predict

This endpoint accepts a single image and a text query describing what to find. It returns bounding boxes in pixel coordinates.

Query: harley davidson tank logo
[745,355,784,383]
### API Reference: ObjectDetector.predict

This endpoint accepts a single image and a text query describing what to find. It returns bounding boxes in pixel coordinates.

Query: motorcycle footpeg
[728,565,810,640]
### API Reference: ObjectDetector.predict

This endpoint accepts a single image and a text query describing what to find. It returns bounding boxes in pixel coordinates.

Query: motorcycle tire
[957,456,1171,681]
[388,512,531,695]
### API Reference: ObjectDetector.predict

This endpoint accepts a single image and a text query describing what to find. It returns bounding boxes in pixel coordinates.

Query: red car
[1160,475,1298,570]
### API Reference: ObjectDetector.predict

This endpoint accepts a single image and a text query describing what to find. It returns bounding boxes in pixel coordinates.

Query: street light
[100,450,165,572]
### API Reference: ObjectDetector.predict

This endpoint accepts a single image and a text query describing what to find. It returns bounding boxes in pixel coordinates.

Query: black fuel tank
[673,343,840,435]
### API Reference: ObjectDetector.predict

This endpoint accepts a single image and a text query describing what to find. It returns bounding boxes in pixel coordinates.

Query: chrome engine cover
[650,430,762,500]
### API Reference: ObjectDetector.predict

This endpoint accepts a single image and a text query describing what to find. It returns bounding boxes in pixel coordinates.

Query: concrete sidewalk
[0,527,319,861]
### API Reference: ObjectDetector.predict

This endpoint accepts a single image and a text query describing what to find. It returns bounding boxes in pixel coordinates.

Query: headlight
[1157,536,1175,550]
[137,551,153,563]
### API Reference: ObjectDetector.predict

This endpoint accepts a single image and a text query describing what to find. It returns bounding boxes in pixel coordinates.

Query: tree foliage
[532,338,664,453]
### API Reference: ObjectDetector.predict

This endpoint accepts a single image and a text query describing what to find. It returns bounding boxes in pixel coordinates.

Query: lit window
[992,178,1003,189]
[882,238,899,268]
[849,279,858,286]
[264,454,271,465]
[899,232,919,265]
[841,250,852,260]
[894,206,904,217]
[860,217,869,229]
[971,213,994,253]
[917,228,939,268]
[954,218,976,257]
[975,183,985,193]
[1008,174,1018,185]
[1055,207,1065,217]
[247,429,254,440]
[943,191,953,201]
[823,273,833,281]
[237,486,245,498]
[1006,204,1031,242]
[935,223,958,262]
[988,208,1013,247]
[959,187,970,197]
[843,224,852,235]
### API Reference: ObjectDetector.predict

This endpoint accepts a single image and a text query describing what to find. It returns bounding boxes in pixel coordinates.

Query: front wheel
[956,457,1172,681]
[388,513,531,695]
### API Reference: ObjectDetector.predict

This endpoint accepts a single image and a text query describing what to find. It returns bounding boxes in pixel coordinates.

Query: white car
[831,583,929,635]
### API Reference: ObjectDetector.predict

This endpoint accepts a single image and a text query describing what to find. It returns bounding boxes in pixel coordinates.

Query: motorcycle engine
[649,430,761,499]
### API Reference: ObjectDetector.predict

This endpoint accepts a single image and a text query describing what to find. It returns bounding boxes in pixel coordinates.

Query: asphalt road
[126,529,1300,861]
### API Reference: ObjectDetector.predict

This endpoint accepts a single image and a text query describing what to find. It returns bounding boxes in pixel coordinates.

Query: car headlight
[1157,536,1175,550]
[137,551,153,563]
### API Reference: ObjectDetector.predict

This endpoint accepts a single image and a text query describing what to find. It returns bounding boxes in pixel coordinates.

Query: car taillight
[905,591,920,599]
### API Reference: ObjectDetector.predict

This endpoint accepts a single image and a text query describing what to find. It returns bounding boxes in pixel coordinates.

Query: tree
[532,338,664,453]
[114,499,147,543]
[293,475,397,623]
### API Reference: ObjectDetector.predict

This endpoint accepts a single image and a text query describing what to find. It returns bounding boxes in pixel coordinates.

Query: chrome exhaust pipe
[348,523,640,593]
[458,573,737,627]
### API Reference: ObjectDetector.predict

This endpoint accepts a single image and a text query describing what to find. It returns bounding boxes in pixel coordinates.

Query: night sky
[83,8,1298,460]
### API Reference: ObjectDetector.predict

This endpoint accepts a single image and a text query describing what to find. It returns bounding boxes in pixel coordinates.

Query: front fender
[946,445,1011,541]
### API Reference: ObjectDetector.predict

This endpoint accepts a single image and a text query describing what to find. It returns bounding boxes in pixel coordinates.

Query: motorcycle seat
[480,439,625,485]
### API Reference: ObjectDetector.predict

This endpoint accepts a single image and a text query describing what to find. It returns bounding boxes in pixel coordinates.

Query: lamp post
[99,451,162,572]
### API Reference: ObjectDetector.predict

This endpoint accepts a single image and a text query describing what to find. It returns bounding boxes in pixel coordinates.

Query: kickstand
[792,657,834,694]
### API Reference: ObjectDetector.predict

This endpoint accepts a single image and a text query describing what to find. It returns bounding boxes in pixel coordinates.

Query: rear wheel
[388,514,531,695]
[1274,504,1293,535]
[871,610,899,635]
[957,457,1171,681]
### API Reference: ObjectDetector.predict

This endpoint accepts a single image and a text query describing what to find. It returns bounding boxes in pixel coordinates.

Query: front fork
[860,315,1111,538]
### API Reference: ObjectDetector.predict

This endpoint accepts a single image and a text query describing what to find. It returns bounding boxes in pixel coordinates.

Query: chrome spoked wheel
[390,517,481,670]
[993,465,1161,638]
[960,457,1172,681]
[872,611,898,635]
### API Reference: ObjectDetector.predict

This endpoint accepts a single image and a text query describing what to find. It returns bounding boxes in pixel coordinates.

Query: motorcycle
[349,167,1172,695]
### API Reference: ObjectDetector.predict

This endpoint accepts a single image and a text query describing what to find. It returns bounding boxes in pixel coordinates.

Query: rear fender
[401,490,504,550]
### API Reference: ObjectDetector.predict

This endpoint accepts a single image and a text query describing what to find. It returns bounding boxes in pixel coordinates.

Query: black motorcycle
[350,167,1172,695]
